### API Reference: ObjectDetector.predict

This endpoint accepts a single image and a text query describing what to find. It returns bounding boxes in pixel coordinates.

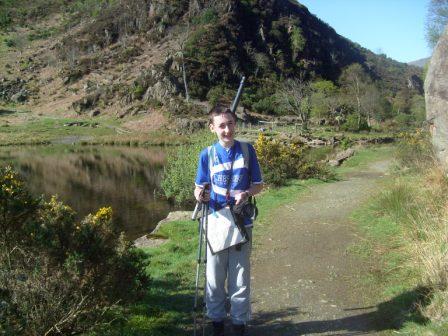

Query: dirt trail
[250,159,391,335]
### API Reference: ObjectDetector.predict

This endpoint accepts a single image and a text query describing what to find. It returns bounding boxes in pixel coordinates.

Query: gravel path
[250,159,391,335]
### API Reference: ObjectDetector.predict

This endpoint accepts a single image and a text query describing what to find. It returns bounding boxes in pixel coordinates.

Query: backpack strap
[239,141,250,170]
[207,145,214,180]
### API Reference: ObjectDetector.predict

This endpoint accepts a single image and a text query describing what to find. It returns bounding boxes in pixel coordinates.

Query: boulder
[0,78,26,102]
[328,148,355,167]
[137,63,181,102]
[72,92,101,113]
[89,109,100,117]
[10,89,29,103]
[425,26,448,169]
[133,211,193,248]
[134,235,167,248]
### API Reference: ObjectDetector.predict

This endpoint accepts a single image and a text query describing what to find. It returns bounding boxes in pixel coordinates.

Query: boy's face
[209,113,236,147]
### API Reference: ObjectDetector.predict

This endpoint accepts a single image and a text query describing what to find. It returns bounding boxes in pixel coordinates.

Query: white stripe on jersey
[210,156,245,175]
[212,184,245,197]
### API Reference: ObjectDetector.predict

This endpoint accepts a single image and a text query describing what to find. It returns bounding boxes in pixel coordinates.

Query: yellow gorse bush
[255,133,303,165]
[398,128,428,146]
[0,166,23,197]
[254,133,305,185]
[93,206,113,223]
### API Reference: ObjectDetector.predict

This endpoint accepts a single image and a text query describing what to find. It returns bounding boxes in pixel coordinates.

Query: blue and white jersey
[195,140,263,226]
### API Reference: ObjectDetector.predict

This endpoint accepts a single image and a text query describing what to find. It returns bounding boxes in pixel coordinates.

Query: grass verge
[351,141,448,334]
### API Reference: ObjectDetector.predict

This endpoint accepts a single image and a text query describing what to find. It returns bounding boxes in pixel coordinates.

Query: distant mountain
[0,0,424,118]
[408,57,430,68]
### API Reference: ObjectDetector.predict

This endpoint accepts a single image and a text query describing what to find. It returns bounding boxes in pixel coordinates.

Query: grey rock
[90,109,100,117]
[329,148,355,166]
[425,26,448,169]
[0,77,26,102]
[407,74,423,94]
[134,235,167,248]
[307,139,327,147]
[10,89,29,103]
[134,210,193,248]
[72,92,101,113]
[174,118,206,133]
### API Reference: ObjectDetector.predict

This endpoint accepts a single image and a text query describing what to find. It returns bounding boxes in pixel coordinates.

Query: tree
[310,79,339,120]
[410,94,426,123]
[425,0,448,48]
[392,88,413,115]
[339,63,371,129]
[276,76,311,130]
[175,32,190,102]
[361,84,386,125]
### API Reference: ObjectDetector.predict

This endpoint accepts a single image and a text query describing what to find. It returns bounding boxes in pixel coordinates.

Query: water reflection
[0,145,176,240]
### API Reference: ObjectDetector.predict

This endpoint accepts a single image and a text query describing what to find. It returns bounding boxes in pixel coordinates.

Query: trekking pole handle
[191,183,210,220]
[191,202,201,221]
[230,76,245,113]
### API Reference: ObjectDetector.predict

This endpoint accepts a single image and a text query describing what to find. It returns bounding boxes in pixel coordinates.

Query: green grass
[348,164,448,333]
[0,116,115,144]
[0,112,188,146]
[336,144,396,175]
[351,196,429,333]
[312,128,396,140]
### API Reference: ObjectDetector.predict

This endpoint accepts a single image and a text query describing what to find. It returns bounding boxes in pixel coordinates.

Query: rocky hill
[0,0,423,127]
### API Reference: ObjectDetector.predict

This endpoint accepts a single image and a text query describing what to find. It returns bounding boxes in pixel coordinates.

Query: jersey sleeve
[248,144,263,184]
[195,148,210,187]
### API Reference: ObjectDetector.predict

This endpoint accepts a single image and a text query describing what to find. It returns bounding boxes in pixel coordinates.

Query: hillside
[408,57,430,68]
[0,0,423,129]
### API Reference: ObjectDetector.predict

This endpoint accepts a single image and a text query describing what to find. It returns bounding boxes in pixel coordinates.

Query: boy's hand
[194,187,210,202]
[234,191,249,205]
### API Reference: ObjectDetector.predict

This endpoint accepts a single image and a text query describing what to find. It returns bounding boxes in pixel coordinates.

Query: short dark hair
[208,104,237,125]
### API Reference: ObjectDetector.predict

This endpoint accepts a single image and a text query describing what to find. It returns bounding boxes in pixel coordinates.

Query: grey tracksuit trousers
[206,228,252,325]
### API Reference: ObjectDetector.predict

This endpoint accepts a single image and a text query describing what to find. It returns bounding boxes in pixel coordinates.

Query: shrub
[340,113,370,132]
[191,8,218,25]
[394,113,416,128]
[252,95,282,115]
[161,130,215,205]
[396,128,434,171]
[206,85,234,107]
[0,166,149,335]
[254,133,332,186]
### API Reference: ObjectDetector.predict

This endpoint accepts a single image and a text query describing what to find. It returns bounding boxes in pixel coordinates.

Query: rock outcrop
[425,26,448,169]
[0,77,29,103]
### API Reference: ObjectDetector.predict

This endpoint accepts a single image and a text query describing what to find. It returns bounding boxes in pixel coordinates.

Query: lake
[0,145,178,240]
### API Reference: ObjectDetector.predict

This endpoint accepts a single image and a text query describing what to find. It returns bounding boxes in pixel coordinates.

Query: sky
[297,0,432,63]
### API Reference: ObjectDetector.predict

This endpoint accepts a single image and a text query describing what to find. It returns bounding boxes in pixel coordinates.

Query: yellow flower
[93,207,113,223]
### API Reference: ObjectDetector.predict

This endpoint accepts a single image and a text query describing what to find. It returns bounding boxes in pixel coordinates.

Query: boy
[194,104,263,336]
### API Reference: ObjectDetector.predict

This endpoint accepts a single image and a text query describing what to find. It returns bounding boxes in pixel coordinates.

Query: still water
[0,145,177,240]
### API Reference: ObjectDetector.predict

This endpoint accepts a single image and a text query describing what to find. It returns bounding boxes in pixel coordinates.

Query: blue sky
[297,0,432,63]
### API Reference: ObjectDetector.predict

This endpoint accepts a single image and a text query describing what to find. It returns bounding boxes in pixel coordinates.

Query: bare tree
[277,75,311,130]
[361,84,382,127]
[175,32,190,102]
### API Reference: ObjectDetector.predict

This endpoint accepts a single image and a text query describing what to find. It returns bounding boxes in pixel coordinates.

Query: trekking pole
[201,199,209,336]
[230,76,245,113]
[192,183,209,336]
